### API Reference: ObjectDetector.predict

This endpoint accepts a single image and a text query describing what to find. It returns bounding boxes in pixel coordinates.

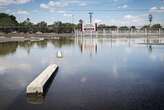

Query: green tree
[19,18,34,33]
[140,25,150,31]
[97,24,109,31]
[151,24,162,29]
[0,13,18,33]
[130,26,137,32]
[109,25,118,31]
[52,21,62,33]
[0,13,18,26]
[119,26,129,31]
[36,21,48,33]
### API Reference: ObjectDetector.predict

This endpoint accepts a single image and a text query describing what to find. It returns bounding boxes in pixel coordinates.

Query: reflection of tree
[18,41,35,54]
[36,40,48,48]
[18,41,35,48]
[51,38,74,48]
[18,40,48,53]
[0,42,18,56]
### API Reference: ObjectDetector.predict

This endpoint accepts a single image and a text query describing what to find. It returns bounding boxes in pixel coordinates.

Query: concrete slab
[26,64,58,94]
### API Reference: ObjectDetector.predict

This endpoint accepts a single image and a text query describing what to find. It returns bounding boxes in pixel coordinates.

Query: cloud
[80,77,87,83]
[124,15,137,19]
[40,1,66,12]
[79,2,87,6]
[0,66,6,75]
[112,64,119,78]
[40,0,87,12]
[15,0,32,4]
[0,0,32,6]
[107,14,146,26]
[149,54,157,61]
[16,10,29,15]
[0,5,5,10]
[0,62,32,75]
[63,13,72,17]
[113,0,118,2]
[150,6,164,13]
[118,4,128,9]
[94,18,102,23]
[57,10,65,13]
[123,14,145,26]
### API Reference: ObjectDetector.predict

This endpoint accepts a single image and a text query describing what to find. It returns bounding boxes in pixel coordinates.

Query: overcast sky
[0,0,164,26]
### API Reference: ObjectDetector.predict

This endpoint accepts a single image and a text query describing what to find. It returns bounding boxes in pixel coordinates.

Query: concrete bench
[26,64,58,95]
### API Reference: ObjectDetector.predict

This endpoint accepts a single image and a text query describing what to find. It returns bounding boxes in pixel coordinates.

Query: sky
[0,0,164,26]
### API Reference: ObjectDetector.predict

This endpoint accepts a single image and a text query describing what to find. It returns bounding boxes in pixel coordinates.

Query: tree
[140,25,150,30]
[36,21,48,33]
[151,24,162,30]
[52,21,62,33]
[97,24,108,31]
[0,13,18,33]
[0,13,18,26]
[109,25,118,31]
[51,21,76,33]
[130,26,137,32]
[19,18,34,33]
[20,18,33,26]
[119,26,129,31]
[61,23,76,33]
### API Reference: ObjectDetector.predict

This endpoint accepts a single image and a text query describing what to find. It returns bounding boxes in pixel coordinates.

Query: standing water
[0,36,164,110]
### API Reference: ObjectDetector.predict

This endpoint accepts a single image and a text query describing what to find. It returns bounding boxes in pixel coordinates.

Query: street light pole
[88,12,93,24]
[149,14,153,27]
[147,14,153,36]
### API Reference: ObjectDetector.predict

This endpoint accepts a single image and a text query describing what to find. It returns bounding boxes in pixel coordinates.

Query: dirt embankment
[0,33,75,43]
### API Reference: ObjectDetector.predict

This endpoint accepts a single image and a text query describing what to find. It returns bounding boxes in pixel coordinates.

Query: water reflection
[0,42,18,56]
[0,39,74,57]
[36,40,48,48]
[148,45,153,53]
[51,38,74,48]
[1,37,164,57]
[26,95,45,105]
[79,38,98,56]
[56,50,64,59]
[0,36,164,110]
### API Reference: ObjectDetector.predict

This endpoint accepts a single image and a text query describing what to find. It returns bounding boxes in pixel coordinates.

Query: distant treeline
[0,13,163,33]
[0,13,80,33]
[97,24,163,32]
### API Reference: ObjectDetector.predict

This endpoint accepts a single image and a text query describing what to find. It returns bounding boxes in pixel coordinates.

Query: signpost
[82,23,96,32]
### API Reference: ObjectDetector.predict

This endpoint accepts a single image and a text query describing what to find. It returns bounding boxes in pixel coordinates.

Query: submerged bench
[26,64,58,95]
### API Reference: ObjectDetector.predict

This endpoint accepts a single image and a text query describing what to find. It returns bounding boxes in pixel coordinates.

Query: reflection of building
[79,38,97,55]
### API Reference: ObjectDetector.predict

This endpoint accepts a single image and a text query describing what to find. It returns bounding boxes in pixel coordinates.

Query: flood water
[0,37,164,110]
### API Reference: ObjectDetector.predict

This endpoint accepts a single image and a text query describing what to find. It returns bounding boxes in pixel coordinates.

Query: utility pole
[88,12,93,24]
[149,14,153,27]
[148,14,153,35]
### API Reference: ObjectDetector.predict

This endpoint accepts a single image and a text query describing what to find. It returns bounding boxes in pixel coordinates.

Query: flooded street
[0,37,164,110]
